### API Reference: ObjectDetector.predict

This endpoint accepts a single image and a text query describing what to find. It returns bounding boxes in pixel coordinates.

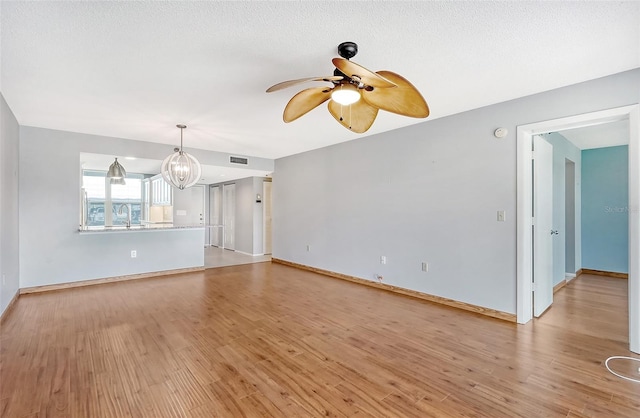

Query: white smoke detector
[494,128,508,138]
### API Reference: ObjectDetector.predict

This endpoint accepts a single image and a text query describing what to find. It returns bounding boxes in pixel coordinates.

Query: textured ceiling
[2,1,639,160]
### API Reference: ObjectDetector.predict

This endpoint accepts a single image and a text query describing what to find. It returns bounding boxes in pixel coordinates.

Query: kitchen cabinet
[150,174,173,206]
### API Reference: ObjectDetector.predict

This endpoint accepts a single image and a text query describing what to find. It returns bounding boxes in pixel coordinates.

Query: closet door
[223,183,236,250]
[209,185,221,247]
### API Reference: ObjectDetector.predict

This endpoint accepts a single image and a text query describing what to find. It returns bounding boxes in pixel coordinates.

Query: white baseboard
[235,250,265,257]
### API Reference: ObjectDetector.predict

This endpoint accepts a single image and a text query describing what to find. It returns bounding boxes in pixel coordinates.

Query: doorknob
[551,230,559,235]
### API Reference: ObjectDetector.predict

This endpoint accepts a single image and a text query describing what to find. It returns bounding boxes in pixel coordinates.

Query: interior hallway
[204,246,271,269]
[535,273,630,343]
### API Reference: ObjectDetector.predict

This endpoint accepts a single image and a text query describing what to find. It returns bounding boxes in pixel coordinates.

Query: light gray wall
[273,69,640,315]
[19,126,207,288]
[1,93,20,315]
[544,132,582,285]
[252,177,270,255]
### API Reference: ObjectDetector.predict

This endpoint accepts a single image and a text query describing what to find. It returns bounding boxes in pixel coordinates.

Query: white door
[263,181,272,254]
[223,184,236,250]
[173,185,205,227]
[209,185,221,247]
[533,135,554,317]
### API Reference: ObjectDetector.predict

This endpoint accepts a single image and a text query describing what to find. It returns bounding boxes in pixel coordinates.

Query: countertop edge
[78,225,207,234]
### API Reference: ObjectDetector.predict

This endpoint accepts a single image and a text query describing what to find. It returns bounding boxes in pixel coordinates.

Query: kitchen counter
[78,224,206,233]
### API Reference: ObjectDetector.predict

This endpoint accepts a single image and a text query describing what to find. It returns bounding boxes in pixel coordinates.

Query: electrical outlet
[422,262,429,272]
[306,245,311,252]
[2,274,5,286]
[380,256,386,265]
[131,250,137,258]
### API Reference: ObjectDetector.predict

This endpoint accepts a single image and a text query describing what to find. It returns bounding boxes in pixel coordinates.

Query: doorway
[516,104,640,354]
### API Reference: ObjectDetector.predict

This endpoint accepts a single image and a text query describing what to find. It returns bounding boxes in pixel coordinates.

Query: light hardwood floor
[1,266,639,417]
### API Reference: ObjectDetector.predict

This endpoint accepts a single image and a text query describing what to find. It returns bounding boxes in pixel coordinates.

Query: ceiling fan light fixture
[266,42,428,133]
[161,124,202,190]
[331,83,360,106]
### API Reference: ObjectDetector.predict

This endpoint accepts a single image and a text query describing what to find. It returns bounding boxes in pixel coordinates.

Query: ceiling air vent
[230,156,248,165]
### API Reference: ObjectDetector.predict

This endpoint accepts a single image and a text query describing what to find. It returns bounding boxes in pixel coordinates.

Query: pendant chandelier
[161,124,202,190]
[106,157,126,179]
[110,177,126,185]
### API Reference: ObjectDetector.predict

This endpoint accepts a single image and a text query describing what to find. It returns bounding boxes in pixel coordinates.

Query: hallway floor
[204,246,271,269]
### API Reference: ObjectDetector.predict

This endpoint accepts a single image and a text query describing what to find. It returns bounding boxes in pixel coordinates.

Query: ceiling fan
[266,42,429,133]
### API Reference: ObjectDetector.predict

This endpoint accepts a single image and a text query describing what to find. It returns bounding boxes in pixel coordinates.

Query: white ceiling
[2,1,639,160]
[559,120,630,150]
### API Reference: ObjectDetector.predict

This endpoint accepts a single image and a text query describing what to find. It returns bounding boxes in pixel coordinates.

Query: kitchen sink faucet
[118,203,132,228]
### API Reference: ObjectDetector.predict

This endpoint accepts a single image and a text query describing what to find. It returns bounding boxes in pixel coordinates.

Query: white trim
[516,125,533,324]
[263,181,273,255]
[516,104,640,354]
[629,105,640,354]
[235,250,264,257]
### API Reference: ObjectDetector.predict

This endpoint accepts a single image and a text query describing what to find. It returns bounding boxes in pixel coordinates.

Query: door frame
[262,181,272,255]
[564,158,577,277]
[516,104,640,354]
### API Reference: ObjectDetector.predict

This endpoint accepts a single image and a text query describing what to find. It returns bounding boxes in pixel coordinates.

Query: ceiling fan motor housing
[337,41,358,59]
[333,67,349,80]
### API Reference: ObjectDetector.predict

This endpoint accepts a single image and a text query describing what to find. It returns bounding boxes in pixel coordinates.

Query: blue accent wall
[581,145,628,273]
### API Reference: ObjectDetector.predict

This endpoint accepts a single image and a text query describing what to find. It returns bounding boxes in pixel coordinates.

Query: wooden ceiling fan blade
[361,70,429,118]
[327,98,379,133]
[332,58,396,88]
[266,76,343,92]
[283,87,332,122]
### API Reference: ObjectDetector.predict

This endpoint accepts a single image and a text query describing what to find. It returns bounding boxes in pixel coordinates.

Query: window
[82,170,144,226]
